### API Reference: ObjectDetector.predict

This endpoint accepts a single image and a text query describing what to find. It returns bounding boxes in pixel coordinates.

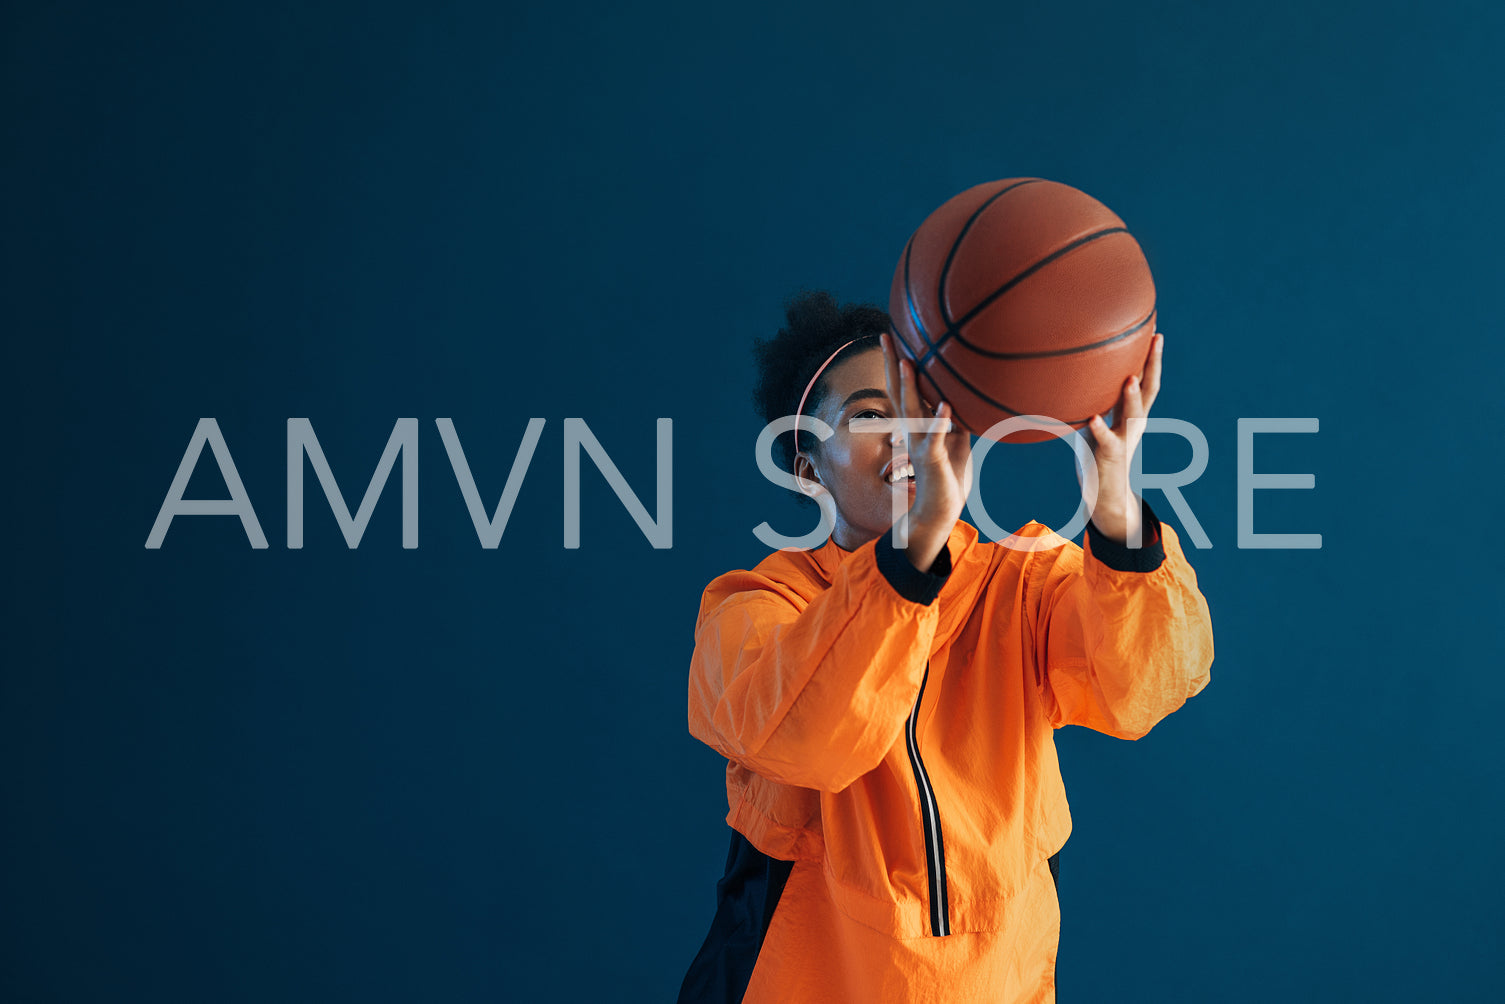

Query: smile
[886,461,915,484]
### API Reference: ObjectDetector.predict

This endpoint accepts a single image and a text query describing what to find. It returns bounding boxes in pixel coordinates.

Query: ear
[793,452,825,496]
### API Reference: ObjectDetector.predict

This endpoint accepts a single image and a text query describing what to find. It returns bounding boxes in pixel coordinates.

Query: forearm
[689,534,952,790]
[1039,506,1214,738]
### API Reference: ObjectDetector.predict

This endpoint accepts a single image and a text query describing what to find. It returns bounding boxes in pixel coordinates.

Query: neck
[830,518,878,553]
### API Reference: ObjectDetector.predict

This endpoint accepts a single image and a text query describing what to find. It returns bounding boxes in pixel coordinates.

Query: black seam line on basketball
[903,235,932,351]
[952,303,1156,361]
[915,362,944,410]
[923,337,1102,427]
[937,179,1044,330]
[904,338,947,418]
[950,226,1130,332]
[903,234,943,374]
[917,224,1131,371]
[911,183,1041,373]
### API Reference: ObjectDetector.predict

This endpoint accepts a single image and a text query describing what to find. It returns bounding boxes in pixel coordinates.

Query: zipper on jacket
[905,660,950,936]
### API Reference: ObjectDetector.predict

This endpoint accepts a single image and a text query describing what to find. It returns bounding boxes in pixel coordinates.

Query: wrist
[874,526,952,604]
[1089,493,1139,545]
[1086,497,1165,572]
[901,523,951,573]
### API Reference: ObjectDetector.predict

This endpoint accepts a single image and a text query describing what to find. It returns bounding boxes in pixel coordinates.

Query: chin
[884,488,916,516]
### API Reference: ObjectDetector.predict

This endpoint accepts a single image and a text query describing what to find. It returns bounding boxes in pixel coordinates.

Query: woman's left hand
[1082,332,1163,545]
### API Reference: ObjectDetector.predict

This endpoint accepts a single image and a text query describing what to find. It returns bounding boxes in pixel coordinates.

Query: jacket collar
[807,520,984,585]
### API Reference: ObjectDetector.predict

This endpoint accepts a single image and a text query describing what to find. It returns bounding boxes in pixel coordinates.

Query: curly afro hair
[751,289,891,483]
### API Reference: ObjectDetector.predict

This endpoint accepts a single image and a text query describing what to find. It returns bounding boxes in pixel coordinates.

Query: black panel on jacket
[677,830,796,1003]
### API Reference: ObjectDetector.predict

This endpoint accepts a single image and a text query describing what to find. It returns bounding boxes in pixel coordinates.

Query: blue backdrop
[6,1,1501,1000]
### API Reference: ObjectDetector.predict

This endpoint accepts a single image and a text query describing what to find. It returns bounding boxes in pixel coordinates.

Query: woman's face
[794,346,916,550]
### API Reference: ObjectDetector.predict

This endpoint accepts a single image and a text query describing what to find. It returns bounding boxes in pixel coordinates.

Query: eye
[853,408,886,420]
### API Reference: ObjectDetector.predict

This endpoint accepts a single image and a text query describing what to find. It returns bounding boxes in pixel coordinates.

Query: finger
[923,400,946,459]
[902,344,938,423]
[889,336,921,418]
[928,401,960,471]
[933,400,955,442]
[1088,412,1124,456]
[881,332,901,410]
[1139,332,1163,412]
[899,358,921,420]
[941,402,971,462]
[942,400,967,440]
[1122,372,1145,421]
[1089,412,1125,466]
[1087,413,1109,445]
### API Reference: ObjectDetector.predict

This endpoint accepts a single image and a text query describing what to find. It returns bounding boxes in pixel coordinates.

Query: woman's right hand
[880,332,972,573]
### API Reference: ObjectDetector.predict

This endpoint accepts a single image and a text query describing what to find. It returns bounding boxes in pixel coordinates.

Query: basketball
[889,178,1157,443]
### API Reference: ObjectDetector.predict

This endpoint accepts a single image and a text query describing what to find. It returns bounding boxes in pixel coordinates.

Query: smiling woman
[676,290,1215,1003]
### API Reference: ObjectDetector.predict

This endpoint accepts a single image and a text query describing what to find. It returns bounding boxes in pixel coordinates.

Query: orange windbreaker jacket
[683,507,1213,1000]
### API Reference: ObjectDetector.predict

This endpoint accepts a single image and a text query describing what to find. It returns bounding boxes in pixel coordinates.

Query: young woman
[678,291,1213,1003]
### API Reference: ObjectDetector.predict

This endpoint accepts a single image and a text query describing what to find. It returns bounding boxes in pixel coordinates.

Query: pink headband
[793,338,859,441]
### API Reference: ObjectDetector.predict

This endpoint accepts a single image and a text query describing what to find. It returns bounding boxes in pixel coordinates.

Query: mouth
[884,457,915,485]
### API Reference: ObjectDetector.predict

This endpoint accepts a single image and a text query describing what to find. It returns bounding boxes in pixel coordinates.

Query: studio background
[6,1,1500,1001]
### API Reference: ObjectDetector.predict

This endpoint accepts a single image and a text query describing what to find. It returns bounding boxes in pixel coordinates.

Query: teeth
[887,463,915,483]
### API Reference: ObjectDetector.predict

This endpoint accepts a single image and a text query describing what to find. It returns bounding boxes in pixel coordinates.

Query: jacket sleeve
[1028,500,1214,739]
[687,534,952,792]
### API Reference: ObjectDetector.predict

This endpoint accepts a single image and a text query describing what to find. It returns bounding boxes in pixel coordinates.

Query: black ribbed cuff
[1086,498,1166,573]
[874,531,952,605]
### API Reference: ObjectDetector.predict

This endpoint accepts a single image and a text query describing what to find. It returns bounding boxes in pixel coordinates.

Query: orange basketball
[889,178,1157,443]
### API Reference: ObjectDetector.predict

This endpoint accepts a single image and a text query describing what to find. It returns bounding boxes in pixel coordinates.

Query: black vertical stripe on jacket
[677,829,796,1004]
